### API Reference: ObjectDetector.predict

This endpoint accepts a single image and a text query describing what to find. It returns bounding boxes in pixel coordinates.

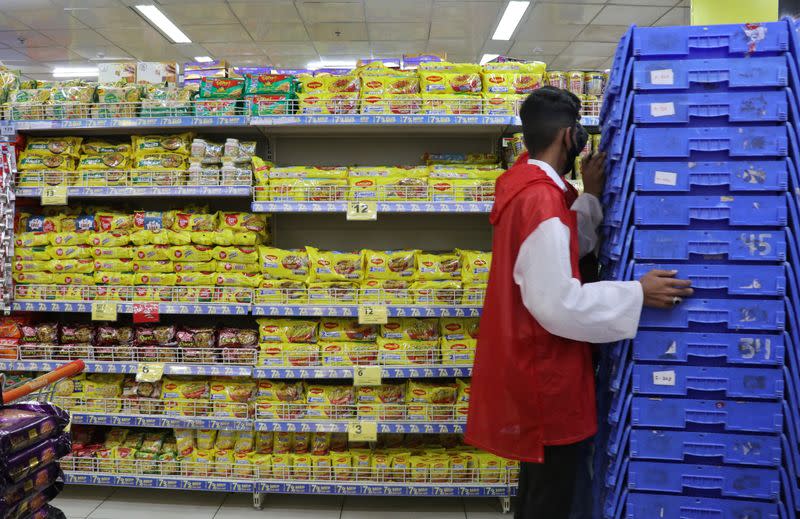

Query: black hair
[519,86,582,154]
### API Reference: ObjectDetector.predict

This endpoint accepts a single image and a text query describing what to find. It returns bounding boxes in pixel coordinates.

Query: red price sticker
[133,302,160,323]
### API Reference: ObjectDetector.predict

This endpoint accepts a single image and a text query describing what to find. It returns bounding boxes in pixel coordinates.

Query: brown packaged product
[135,324,176,346]
[59,323,94,344]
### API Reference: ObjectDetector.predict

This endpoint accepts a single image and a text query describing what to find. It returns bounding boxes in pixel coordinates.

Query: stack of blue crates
[594,19,800,519]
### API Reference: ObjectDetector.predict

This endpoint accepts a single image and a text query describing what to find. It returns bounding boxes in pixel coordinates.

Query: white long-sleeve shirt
[513,159,643,343]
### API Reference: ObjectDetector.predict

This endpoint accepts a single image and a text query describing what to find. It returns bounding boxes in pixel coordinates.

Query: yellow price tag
[91,302,117,321]
[346,201,377,221]
[358,305,388,325]
[353,366,382,386]
[41,185,67,206]
[136,362,165,383]
[348,421,377,442]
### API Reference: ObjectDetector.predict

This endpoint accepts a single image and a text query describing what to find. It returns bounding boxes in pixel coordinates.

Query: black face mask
[567,122,589,174]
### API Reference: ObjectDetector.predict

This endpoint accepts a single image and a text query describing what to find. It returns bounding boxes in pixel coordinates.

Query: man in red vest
[465,87,693,518]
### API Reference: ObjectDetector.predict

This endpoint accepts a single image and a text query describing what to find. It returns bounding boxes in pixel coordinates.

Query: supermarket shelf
[253,420,465,434]
[250,201,493,213]
[0,360,253,376]
[69,412,251,430]
[12,115,250,131]
[12,300,250,315]
[250,305,482,317]
[251,366,472,379]
[16,185,251,198]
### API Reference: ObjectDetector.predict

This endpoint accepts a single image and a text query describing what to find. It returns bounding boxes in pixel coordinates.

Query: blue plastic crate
[632,364,784,399]
[633,159,791,193]
[638,298,785,331]
[633,22,790,58]
[610,362,634,425]
[782,433,800,512]
[602,89,633,132]
[633,55,791,91]
[632,331,785,366]
[633,229,787,262]
[628,461,780,499]
[605,26,634,98]
[633,90,790,125]
[606,428,631,488]
[629,428,782,466]
[625,493,782,519]
[631,397,783,433]
[634,194,787,227]
[635,125,789,159]
[630,263,786,297]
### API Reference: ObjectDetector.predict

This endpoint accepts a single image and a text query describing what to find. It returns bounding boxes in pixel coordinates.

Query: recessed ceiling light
[193,56,214,63]
[52,67,99,78]
[480,54,500,65]
[134,5,192,44]
[307,59,356,71]
[492,1,530,41]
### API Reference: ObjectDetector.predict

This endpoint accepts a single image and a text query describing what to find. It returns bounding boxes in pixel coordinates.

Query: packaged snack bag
[363,250,417,280]
[24,137,82,158]
[132,260,173,273]
[421,94,481,115]
[132,134,192,156]
[411,280,462,305]
[134,272,177,286]
[257,318,317,343]
[306,247,362,282]
[416,252,460,280]
[92,246,134,260]
[318,318,377,342]
[298,92,358,114]
[93,272,134,285]
[377,337,439,365]
[218,212,267,233]
[267,178,347,201]
[307,282,357,303]
[168,245,214,262]
[360,279,412,304]
[381,318,438,341]
[95,212,132,232]
[15,233,49,248]
[458,249,491,284]
[440,317,479,340]
[306,385,355,418]
[258,247,310,281]
[212,246,258,264]
[441,338,477,365]
[216,261,260,273]
[199,77,244,99]
[48,245,92,260]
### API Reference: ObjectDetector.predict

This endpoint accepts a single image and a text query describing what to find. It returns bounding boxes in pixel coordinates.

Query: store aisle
[53,487,509,518]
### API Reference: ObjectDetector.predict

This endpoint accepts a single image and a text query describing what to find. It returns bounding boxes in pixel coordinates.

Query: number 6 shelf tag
[353,366,381,386]
[346,201,377,221]
[136,362,165,383]
[348,421,377,442]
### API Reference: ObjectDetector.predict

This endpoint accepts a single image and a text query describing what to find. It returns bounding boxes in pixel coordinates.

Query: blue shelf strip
[11,301,251,315]
[70,413,252,430]
[0,360,470,379]
[16,186,252,197]
[253,420,465,434]
[250,202,494,213]
[63,473,513,497]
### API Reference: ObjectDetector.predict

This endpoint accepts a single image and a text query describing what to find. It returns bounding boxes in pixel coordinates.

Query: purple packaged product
[134,324,175,346]
[3,483,62,519]
[2,463,62,509]
[20,324,58,345]
[0,403,69,457]
[58,324,93,344]
[5,434,70,483]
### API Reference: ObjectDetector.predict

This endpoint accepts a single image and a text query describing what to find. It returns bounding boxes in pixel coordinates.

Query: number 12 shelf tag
[348,421,377,442]
[346,201,377,220]
[358,305,388,324]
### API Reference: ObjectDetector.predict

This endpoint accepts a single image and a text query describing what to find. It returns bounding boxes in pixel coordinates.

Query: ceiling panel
[607,0,678,5]
[0,30,54,48]
[159,2,239,26]
[203,41,267,56]
[509,40,570,56]
[430,2,498,40]
[183,24,252,43]
[313,40,370,55]
[223,55,275,66]
[95,25,168,48]
[70,43,131,60]
[306,22,368,41]
[0,12,31,31]
[70,7,144,28]
[516,20,586,42]
[525,2,604,26]
[297,1,366,23]
[593,5,671,25]
[550,55,608,69]
[245,23,309,41]
[259,42,318,56]
[23,46,83,62]
[7,9,86,30]
[561,41,618,57]
[367,23,429,41]
[654,6,689,26]
[51,0,122,7]
[370,40,427,55]
[41,28,111,47]
[575,24,629,43]
[0,0,57,9]
[0,48,30,62]
[365,0,433,22]
[228,1,302,23]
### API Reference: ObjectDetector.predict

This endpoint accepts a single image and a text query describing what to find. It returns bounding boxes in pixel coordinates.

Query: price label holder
[91,302,118,321]
[358,305,388,324]
[346,201,377,221]
[354,366,382,386]
[136,362,165,383]
[41,185,67,206]
[348,421,377,442]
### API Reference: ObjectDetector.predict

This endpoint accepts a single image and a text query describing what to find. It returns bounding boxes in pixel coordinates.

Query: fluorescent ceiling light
[307,60,356,71]
[193,56,213,63]
[135,4,191,43]
[480,53,499,65]
[52,67,99,78]
[492,1,530,40]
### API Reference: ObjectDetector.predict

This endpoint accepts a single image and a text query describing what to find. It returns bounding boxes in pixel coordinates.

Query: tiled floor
[53,486,510,519]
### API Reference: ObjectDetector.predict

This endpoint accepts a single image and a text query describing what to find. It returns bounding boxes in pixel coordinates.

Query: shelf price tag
[41,185,67,206]
[91,302,117,321]
[358,305,387,324]
[346,201,377,221]
[353,366,382,386]
[348,421,377,442]
[136,362,165,383]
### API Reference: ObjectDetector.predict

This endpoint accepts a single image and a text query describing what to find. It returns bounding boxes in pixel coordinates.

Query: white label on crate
[654,171,677,186]
[650,102,675,117]
[653,370,676,386]
[650,69,674,85]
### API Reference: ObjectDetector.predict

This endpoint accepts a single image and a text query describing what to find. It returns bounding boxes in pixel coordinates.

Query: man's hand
[640,269,694,309]
[581,151,606,198]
